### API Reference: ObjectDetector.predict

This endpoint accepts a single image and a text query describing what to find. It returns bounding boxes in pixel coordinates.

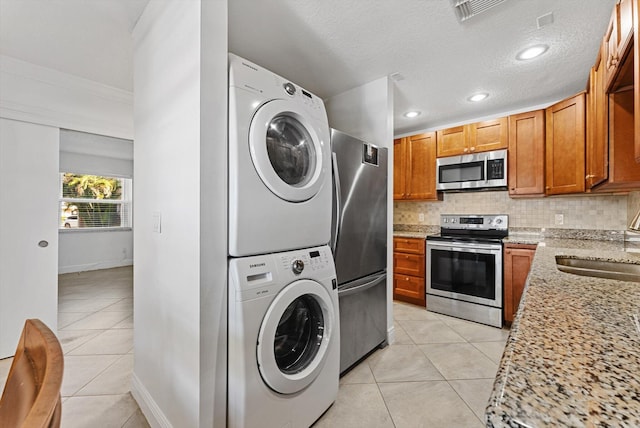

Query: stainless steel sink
[555,256,640,283]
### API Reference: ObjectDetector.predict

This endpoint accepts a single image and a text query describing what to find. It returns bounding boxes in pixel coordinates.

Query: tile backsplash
[395,191,631,231]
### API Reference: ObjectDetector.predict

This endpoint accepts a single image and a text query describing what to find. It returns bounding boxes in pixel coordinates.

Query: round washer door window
[257,279,334,395]
[249,100,326,202]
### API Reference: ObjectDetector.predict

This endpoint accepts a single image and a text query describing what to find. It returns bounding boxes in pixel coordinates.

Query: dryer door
[249,100,327,202]
[257,279,335,395]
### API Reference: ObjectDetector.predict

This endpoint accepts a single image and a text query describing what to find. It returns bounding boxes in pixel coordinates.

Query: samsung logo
[242,62,258,72]
[249,262,266,269]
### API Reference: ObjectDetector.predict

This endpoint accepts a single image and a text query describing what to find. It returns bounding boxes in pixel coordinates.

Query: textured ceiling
[0,0,617,135]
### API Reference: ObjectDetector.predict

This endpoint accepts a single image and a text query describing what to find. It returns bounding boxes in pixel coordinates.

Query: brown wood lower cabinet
[503,244,537,323]
[393,237,426,307]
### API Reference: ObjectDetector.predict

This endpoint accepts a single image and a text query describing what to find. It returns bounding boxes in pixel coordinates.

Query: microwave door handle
[484,158,489,182]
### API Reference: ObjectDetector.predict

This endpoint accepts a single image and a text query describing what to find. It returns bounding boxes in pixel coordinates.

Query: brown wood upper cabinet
[604,0,634,90]
[585,0,640,190]
[436,118,508,157]
[545,93,586,195]
[586,46,609,189]
[393,133,440,201]
[508,110,545,197]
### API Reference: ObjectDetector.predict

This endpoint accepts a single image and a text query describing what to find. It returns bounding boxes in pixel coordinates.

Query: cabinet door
[406,132,438,200]
[393,253,425,277]
[604,8,619,89]
[469,118,508,153]
[393,274,426,307]
[586,48,609,189]
[508,110,545,196]
[618,0,634,58]
[436,125,469,157]
[545,93,586,195]
[503,245,536,323]
[393,138,406,200]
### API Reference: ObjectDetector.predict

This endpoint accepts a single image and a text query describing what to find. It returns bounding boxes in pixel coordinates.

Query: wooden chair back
[0,319,64,428]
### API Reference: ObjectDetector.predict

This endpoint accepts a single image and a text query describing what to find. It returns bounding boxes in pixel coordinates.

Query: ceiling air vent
[452,0,509,22]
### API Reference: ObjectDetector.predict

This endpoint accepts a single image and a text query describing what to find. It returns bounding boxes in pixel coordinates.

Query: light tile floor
[314,301,509,428]
[0,267,509,428]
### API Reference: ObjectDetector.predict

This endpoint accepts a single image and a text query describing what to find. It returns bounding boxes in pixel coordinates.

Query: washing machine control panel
[280,247,333,276]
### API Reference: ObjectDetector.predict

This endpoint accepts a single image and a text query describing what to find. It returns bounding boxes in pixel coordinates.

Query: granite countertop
[486,239,640,427]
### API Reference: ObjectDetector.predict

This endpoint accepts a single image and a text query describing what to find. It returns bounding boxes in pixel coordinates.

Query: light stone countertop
[486,239,640,427]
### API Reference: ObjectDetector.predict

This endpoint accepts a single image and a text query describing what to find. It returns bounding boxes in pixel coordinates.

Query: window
[59,173,132,230]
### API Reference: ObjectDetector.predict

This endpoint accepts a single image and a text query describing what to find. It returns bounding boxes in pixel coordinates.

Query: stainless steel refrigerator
[330,129,388,374]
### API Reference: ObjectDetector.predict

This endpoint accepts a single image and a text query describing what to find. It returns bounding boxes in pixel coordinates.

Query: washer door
[257,279,334,395]
[249,100,325,202]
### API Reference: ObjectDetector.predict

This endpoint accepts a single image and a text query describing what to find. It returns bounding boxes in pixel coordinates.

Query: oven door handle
[427,241,502,252]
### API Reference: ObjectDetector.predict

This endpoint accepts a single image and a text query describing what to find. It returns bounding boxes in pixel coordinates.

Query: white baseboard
[131,373,173,428]
[387,324,396,345]
[58,258,133,274]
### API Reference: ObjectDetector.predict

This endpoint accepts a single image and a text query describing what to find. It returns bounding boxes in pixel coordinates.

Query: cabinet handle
[506,250,511,254]
[470,147,476,152]
[405,277,410,281]
[510,188,515,191]
[463,148,469,153]
[545,186,550,190]
[586,174,595,179]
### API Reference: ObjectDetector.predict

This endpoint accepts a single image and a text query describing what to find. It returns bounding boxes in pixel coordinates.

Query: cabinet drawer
[393,253,425,277]
[393,274,426,306]
[393,237,425,254]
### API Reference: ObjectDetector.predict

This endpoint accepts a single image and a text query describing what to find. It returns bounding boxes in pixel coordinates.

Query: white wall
[132,1,228,427]
[59,230,133,274]
[0,55,133,140]
[325,77,395,343]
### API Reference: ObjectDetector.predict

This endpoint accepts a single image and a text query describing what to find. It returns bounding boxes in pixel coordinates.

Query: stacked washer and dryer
[227,54,339,428]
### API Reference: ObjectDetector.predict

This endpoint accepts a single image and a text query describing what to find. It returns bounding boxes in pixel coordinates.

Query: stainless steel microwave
[436,149,507,191]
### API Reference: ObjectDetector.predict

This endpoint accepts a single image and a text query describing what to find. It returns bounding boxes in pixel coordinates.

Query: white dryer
[228,54,332,257]
[228,245,339,428]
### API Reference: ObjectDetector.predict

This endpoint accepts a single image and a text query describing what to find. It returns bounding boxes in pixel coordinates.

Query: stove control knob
[291,259,304,275]
[495,218,502,225]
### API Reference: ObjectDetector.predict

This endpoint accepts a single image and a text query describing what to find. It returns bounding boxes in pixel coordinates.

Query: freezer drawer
[338,272,387,374]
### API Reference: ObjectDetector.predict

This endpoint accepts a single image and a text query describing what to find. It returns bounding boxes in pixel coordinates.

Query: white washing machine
[228,245,339,428]
[228,54,332,257]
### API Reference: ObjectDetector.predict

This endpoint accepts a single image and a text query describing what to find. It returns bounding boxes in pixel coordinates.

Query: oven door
[426,240,502,308]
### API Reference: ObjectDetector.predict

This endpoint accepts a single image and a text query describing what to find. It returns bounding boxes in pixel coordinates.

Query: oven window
[430,249,496,300]
[439,161,484,183]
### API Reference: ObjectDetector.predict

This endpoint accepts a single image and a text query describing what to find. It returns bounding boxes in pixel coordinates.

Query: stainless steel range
[426,214,508,328]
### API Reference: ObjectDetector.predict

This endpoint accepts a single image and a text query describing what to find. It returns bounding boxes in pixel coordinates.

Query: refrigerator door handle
[331,152,342,255]
[338,272,386,298]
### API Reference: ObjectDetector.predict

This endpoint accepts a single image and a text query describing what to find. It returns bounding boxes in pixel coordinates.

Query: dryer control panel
[229,245,336,302]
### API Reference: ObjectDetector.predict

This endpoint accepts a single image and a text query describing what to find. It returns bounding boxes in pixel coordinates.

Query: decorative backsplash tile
[394,191,629,230]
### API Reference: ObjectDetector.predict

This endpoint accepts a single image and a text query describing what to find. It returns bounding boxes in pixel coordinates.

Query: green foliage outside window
[61,174,123,228]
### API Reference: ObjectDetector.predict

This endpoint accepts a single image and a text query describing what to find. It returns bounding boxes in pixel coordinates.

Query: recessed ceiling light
[516,44,549,60]
[468,93,488,102]
[404,111,421,118]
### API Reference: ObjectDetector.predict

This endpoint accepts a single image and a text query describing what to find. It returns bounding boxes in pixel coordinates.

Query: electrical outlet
[555,214,564,225]
[418,213,425,222]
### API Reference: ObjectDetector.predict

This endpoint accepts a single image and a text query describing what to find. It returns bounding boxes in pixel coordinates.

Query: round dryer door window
[257,279,335,395]
[249,100,326,202]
